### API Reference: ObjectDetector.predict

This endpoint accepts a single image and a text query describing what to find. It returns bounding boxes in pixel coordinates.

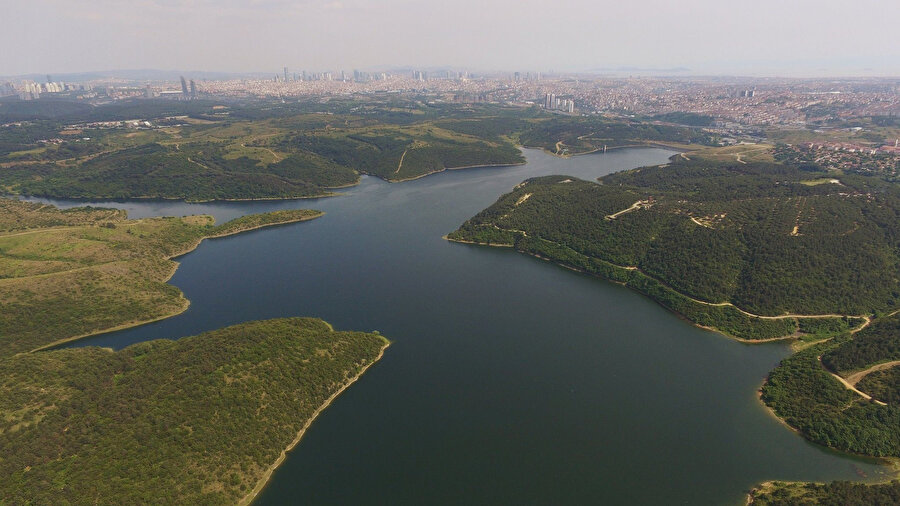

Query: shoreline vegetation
[28,211,324,353]
[0,318,390,504]
[387,161,527,183]
[447,146,900,501]
[444,234,866,344]
[748,477,900,505]
[237,343,389,506]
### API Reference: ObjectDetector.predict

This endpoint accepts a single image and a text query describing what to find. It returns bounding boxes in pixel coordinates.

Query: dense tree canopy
[450,158,900,338]
[0,317,389,505]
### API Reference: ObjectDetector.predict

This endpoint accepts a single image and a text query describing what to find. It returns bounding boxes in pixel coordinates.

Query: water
[36,148,888,504]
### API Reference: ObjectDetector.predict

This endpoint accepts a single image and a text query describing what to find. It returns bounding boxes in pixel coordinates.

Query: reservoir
[36,148,888,504]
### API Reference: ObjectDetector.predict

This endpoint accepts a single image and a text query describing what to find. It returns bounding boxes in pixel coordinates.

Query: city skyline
[4,0,900,78]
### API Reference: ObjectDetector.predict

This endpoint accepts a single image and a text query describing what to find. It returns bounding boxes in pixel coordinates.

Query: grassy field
[682,143,776,164]
[0,198,322,357]
[767,124,900,147]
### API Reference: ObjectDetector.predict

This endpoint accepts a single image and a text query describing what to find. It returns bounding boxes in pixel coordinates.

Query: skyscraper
[180,76,188,96]
[284,67,289,82]
[189,80,196,98]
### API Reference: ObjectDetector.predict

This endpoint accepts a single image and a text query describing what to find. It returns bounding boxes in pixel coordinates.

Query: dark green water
[42,148,889,504]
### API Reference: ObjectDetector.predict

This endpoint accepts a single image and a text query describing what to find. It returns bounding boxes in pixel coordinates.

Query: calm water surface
[36,148,888,504]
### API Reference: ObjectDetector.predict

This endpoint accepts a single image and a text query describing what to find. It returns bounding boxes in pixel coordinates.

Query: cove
[33,148,889,504]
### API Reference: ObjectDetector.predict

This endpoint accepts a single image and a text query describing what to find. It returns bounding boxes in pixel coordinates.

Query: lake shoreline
[448,236,805,345]
[442,235,513,247]
[385,161,527,183]
[238,341,390,506]
[38,146,879,503]
[28,213,323,353]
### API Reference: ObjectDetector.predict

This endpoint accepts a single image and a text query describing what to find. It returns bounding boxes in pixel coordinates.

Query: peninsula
[0,317,389,504]
[449,146,900,499]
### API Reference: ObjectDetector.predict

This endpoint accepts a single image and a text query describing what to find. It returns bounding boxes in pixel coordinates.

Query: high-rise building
[180,76,188,95]
[545,93,551,109]
[189,80,196,98]
[284,67,289,82]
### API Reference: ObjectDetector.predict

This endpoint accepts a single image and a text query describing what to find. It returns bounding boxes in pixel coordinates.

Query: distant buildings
[544,92,575,113]
[169,76,198,99]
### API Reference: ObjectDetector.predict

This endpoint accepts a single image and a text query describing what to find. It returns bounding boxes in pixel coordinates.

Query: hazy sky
[4,0,899,77]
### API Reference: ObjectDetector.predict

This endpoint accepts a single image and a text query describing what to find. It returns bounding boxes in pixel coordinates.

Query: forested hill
[0,317,389,505]
[0,100,716,200]
[449,156,900,340]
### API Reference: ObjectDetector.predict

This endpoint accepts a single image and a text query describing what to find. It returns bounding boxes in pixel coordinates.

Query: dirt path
[489,225,873,325]
[733,145,773,165]
[394,149,408,174]
[262,146,282,163]
[689,216,711,228]
[820,356,887,405]
[0,148,116,168]
[673,289,868,323]
[0,226,80,238]
[606,200,651,220]
[187,157,213,171]
[845,360,900,386]
[239,143,283,163]
[514,193,532,206]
